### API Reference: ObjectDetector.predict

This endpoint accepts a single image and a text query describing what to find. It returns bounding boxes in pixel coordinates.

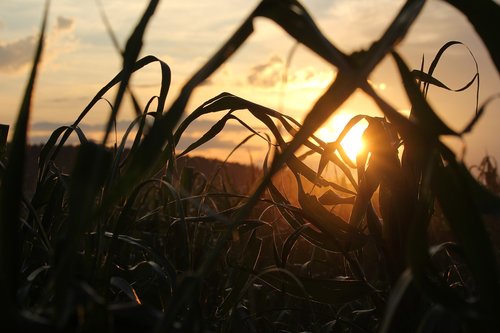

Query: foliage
[1,0,499,332]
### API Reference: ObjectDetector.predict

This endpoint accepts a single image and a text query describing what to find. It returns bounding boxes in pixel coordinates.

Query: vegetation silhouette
[1,0,499,331]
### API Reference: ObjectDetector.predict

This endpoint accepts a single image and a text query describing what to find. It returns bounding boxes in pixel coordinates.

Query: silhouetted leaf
[318,190,355,205]
[111,276,141,304]
[258,270,372,304]
[432,157,500,322]
[218,231,262,315]
[296,175,367,250]
[443,0,500,72]
[0,0,50,323]
[392,52,457,136]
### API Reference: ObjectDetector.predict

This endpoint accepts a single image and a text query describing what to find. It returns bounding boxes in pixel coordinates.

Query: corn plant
[1,0,499,332]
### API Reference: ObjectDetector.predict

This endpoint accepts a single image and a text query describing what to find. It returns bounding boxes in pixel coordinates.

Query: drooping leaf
[392,51,457,136]
[432,156,500,322]
[349,160,381,229]
[412,69,477,93]
[258,269,373,305]
[218,231,262,315]
[267,181,353,253]
[110,276,142,304]
[318,190,355,206]
[295,174,367,251]
[461,93,500,135]
[177,113,269,158]
[280,224,309,268]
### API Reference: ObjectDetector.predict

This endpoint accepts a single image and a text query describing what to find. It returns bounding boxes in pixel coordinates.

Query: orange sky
[1,0,499,165]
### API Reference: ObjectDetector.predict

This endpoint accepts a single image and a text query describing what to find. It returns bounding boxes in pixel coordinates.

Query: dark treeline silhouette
[23,145,259,197]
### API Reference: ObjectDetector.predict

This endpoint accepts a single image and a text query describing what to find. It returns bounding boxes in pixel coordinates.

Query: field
[1,0,500,332]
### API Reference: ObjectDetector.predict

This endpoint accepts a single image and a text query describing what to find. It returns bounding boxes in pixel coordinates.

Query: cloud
[245,54,335,91]
[49,16,78,61]
[0,35,37,72]
[56,16,74,32]
[47,96,88,104]
[132,82,161,89]
[286,66,334,90]
[247,55,284,87]
[0,16,77,74]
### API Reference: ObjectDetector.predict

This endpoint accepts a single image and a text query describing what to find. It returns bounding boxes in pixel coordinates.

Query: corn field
[1,0,500,332]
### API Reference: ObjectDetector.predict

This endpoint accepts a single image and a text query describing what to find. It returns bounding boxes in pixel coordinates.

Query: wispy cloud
[0,15,77,74]
[246,54,335,91]
[56,16,74,31]
[46,95,88,104]
[247,55,283,88]
[0,35,37,72]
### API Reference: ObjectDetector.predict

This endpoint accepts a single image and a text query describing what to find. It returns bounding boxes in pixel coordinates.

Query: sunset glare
[316,114,368,162]
[1,0,500,164]
[2,1,500,331]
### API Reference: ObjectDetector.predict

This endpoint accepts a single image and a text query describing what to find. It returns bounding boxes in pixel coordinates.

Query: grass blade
[392,51,457,136]
[0,0,50,324]
[433,156,500,325]
[258,269,372,305]
[102,0,160,143]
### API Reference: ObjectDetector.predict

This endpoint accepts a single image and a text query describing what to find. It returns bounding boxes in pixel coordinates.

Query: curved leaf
[258,269,373,305]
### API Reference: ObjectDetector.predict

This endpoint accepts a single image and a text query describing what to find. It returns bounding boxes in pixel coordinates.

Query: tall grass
[1,0,499,332]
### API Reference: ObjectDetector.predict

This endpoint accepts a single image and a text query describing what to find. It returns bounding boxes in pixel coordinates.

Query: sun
[316,114,368,162]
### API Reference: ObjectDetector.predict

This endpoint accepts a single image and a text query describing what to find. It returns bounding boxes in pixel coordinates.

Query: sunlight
[316,113,368,162]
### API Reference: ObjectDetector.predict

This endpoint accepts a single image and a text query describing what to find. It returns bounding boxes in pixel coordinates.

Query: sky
[0,0,499,166]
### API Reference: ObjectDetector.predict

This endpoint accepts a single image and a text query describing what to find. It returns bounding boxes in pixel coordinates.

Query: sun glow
[316,113,368,162]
